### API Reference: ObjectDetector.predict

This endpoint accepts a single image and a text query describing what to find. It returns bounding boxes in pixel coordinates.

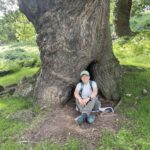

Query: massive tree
[113,0,132,37]
[18,0,121,108]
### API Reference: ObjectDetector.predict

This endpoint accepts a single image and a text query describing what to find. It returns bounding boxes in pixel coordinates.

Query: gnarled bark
[18,0,121,108]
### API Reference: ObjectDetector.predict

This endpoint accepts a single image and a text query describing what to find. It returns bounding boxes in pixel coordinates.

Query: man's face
[81,75,90,84]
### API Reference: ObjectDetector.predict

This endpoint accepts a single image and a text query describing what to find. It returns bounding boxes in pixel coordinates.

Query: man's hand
[79,97,90,106]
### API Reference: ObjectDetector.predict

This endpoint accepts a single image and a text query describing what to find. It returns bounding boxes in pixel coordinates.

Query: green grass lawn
[0,96,33,150]
[0,41,40,87]
[0,95,85,149]
[0,67,39,86]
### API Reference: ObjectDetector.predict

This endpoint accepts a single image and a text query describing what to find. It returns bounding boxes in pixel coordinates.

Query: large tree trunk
[18,0,121,108]
[114,0,132,37]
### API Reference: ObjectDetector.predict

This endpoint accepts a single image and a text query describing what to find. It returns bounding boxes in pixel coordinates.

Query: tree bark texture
[18,0,121,108]
[114,0,132,37]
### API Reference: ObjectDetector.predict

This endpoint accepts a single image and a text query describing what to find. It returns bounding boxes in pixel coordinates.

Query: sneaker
[99,107,114,113]
[104,107,114,113]
[87,114,95,124]
[75,113,87,125]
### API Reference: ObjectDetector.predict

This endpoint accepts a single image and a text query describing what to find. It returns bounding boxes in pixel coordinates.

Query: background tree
[113,0,132,37]
[0,0,36,42]
[18,0,121,108]
[132,0,150,16]
[0,0,18,15]
[112,0,150,37]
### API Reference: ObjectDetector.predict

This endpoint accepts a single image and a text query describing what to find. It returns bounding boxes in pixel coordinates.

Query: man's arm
[74,89,90,106]
[74,89,82,102]
[90,84,98,98]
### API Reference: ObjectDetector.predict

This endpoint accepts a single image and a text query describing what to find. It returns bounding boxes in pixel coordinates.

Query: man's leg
[92,97,101,111]
[75,98,99,124]
[82,98,98,123]
[75,100,88,125]
[76,98,100,115]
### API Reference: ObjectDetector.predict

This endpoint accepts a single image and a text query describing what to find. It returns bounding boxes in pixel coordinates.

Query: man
[74,70,101,125]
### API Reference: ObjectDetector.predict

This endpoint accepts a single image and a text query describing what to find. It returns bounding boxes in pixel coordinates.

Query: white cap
[80,70,90,77]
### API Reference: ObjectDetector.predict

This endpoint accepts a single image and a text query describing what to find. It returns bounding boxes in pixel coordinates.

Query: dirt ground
[21,100,120,150]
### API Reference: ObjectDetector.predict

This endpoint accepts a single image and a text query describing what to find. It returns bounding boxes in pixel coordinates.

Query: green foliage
[0,48,40,69]
[110,0,150,34]
[113,29,150,68]
[0,11,18,42]
[130,12,150,32]
[132,0,150,16]
[15,12,36,42]
[0,10,36,43]
[0,41,40,86]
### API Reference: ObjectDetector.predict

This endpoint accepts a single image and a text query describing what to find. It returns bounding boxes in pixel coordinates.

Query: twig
[17,140,38,144]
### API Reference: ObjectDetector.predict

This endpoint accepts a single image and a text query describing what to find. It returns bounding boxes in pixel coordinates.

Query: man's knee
[91,97,98,102]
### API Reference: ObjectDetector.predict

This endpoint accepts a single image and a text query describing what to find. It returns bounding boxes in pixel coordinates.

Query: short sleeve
[75,83,81,92]
[92,81,97,89]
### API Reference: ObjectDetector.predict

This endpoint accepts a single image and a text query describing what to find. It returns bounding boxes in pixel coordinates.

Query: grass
[0,41,40,86]
[113,30,150,68]
[97,68,150,150]
[0,67,39,86]
[0,41,40,73]
[0,41,38,53]
[0,96,32,149]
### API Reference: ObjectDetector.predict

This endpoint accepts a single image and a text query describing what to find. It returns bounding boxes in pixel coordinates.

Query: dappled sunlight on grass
[0,67,39,86]
[113,30,150,69]
[0,103,7,109]
[0,41,40,74]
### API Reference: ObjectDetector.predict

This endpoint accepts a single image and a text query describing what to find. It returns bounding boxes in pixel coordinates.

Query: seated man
[74,70,101,125]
